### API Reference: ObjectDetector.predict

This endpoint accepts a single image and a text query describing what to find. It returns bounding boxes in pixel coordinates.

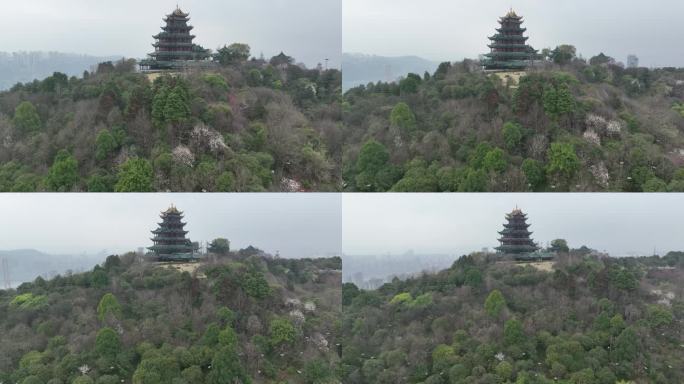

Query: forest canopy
[0,47,342,192]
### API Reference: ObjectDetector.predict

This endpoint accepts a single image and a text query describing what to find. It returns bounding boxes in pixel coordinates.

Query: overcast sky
[343,0,684,68]
[0,194,341,258]
[0,0,341,68]
[343,193,684,257]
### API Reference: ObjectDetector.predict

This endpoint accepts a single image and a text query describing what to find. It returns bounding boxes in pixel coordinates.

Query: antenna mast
[1,257,10,289]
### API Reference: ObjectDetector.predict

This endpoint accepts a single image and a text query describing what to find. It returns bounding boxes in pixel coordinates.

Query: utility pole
[1,257,10,289]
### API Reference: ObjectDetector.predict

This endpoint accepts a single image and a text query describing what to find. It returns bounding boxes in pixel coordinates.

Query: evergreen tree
[46,150,79,191]
[115,158,154,192]
[13,101,42,135]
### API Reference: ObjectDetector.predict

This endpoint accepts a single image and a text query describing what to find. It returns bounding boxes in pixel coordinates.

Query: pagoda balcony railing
[148,244,195,251]
[150,53,199,60]
[154,42,194,48]
[162,25,194,31]
[498,231,533,237]
[152,227,188,231]
[488,43,530,49]
[155,221,185,226]
[154,33,196,40]
[499,238,537,243]
[496,24,527,33]
[489,34,529,41]
[151,236,191,242]
[503,221,530,227]
[486,52,535,59]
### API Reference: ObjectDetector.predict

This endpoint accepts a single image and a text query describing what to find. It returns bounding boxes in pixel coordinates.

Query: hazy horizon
[343,194,684,257]
[1,0,341,68]
[344,0,684,68]
[0,194,342,258]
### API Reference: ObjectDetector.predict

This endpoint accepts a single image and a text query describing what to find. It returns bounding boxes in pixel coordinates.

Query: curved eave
[496,27,526,33]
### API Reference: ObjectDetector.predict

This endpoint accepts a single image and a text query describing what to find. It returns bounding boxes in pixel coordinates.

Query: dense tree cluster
[0,48,342,192]
[343,48,684,191]
[0,251,342,383]
[342,251,684,383]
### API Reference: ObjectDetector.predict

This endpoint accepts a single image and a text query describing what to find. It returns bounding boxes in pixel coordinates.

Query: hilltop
[342,251,684,383]
[0,49,341,192]
[342,49,684,192]
[0,250,342,383]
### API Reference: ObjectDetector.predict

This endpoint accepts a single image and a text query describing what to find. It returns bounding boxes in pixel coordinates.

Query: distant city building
[482,9,537,71]
[148,205,198,261]
[139,7,212,71]
[496,207,551,261]
[627,54,639,68]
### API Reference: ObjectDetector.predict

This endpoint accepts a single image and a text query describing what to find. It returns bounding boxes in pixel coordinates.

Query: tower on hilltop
[139,7,212,71]
[148,205,198,261]
[495,207,544,260]
[482,9,537,71]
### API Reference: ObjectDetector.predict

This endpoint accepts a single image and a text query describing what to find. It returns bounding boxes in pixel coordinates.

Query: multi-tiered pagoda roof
[482,9,537,71]
[148,205,197,261]
[495,207,541,259]
[139,7,212,71]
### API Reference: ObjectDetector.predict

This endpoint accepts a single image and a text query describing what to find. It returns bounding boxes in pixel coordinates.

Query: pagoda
[139,7,212,71]
[482,9,537,71]
[148,205,198,261]
[495,207,541,259]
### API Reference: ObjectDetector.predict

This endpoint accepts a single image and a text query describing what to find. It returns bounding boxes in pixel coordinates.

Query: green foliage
[613,327,638,361]
[95,327,120,358]
[390,102,416,134]
[399,73,421,94]
[482,148,507,173]
[302,359,333,384]
[673,102,684,118]
[208,238,230,256]
[390,159,439,191]
[431,344,456,372]
[354,139,399,192]
[646,305,674,328]
[242,270,271,299]
[72,377,94,384]
[202,74,229,92]
[269,317,296,347]
[546,142,580,182]
[115,158,153,192]
[46,150,79,191]
[13,101,42,135]
[550,239,569,253]
[97,293,122,321]
[484,289,506,318]
[522,158,545,190]
[207,347,251,384]
[543,82,575,118]
[550,44,577,65]
[132,356,180,384]
[217,326,238,349]
[502,121,523,151]
[95,130,119,162]
[503,318,525,345]
[10,293,48,309]
[214,43,251,65]
[495,361,513,381]
[390,292,413,305]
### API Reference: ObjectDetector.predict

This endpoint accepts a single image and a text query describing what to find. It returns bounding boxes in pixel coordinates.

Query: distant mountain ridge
[0,51,122,90]
[0,249,108,287]
[343,253,457,289]
[342,52,441,90]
